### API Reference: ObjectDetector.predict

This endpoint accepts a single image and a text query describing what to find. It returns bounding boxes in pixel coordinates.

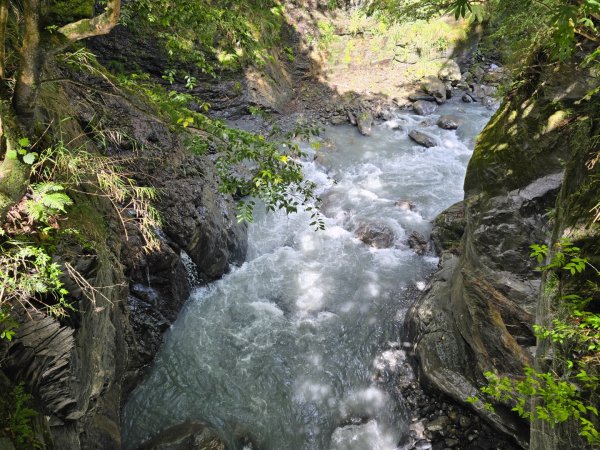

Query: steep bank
[1,61,247,448]
[408,49,599,448]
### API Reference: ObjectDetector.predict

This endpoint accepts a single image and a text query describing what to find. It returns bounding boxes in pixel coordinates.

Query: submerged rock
[407,231,429,255]
[462,93,474,103]
[419,118,436,127]
[137,421,226,450]
[355,222,396,248]
[412,100,437,116]
[409,130,437,148]
[395,200,416,211]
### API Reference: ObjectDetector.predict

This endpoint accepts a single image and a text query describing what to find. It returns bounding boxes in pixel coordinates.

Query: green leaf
[22,153,36,165]
[18,137,30,147]
[6,149,17,160]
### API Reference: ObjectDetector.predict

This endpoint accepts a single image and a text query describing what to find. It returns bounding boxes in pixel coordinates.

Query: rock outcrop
[407,53,599,449]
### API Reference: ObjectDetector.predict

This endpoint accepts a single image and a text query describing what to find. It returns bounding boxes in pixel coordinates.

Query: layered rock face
[408,54,599,449]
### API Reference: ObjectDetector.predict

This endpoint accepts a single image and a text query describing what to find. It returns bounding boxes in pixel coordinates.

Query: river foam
[122,101,493,450]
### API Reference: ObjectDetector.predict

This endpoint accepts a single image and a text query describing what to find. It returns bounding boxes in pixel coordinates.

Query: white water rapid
[122,101,494,450]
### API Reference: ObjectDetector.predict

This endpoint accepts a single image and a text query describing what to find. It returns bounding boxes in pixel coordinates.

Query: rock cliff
[408,50,599,448]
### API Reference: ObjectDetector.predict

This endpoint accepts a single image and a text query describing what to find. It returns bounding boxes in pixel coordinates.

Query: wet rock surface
[357,109,374,136]
[409,130,437,148]
[437,115,461,130]
[413,100,438,116]
[407,231,430,255]
[136,421,226,450]
[355,222,396,248]
[398,382,521,450]
[405,53,600,449]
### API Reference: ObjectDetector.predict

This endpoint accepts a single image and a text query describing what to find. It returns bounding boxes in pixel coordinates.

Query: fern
[25,183,73,222]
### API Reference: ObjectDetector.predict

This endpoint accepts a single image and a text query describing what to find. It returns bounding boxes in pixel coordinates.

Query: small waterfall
[180,250,201,287]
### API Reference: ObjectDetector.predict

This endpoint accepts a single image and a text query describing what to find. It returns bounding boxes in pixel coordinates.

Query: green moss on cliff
[464,52,599,199]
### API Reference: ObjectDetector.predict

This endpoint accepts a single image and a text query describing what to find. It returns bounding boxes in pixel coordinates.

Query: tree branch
[57,0,121,43]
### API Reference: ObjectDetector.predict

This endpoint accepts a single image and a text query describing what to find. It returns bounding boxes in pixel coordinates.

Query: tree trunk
[0,0,8,80]
[13,0,42,126]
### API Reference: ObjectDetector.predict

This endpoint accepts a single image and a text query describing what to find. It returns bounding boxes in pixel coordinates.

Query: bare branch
[57,0,121,43]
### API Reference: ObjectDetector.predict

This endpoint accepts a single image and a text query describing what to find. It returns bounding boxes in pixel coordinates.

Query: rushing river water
[122,101,494,450]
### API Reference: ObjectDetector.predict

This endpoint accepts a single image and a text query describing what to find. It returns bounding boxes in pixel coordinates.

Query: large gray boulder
[421,76,447,104]
[412,100,437,116]
[409,130,437,148]
[438,60,462,83]
[437,115,462,130]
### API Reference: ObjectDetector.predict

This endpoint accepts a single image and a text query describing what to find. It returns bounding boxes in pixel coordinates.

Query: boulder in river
[137,421,226,450]
[421,76,447,104]
[419,118,436,128]
[438,60,462,83]
[437,115,461,130]
[407,231,429,255]
[462,93,474,103]
[395,200,416,211]
[357,110,373,136]
[471,84,497,101]
[412,100,437,116]
[409,92,435,102]
[409,130,437,148]
[355,222,395,248]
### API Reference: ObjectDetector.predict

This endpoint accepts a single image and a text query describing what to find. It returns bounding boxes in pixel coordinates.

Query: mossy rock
[465,57,599,198]
[48,0,94,25]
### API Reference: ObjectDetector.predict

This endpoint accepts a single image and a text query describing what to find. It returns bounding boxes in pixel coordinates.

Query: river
[122,100,493,450]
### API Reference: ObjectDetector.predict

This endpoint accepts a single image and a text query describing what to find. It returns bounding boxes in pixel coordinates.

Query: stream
[122,101,494,450]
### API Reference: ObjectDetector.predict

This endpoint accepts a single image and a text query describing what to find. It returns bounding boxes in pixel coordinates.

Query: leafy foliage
[25,183,73,224]
[121,0,286,74]
[0,383,40,449]
[0,240,72,319]
[117,74,324,228]
[368,0,600,89]
[34,140,162,252]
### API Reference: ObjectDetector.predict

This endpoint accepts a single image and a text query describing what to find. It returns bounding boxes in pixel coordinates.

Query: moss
[464,91,572,197]
[64,194,110,255]
[48,0,94,25]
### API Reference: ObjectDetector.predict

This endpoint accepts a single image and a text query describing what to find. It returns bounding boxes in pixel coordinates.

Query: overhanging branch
[57,0,121,42]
